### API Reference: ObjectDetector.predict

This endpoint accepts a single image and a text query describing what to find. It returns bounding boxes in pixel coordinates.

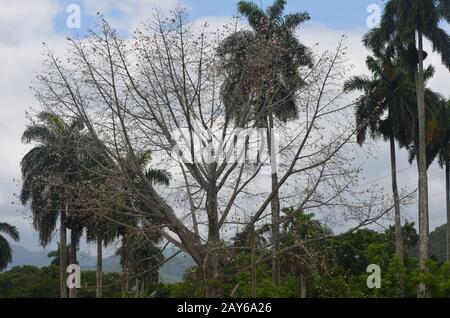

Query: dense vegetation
[2,219,450,298]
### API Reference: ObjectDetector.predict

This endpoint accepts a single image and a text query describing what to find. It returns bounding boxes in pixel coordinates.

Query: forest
[1,0,450,299]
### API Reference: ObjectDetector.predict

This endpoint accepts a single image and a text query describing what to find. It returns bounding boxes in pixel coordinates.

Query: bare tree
[32,9,405,297]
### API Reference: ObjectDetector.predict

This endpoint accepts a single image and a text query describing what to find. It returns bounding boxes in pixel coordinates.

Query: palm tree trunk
[96,236,103,298]
[121,231,129,296]
[250,226,256,298]
[59,208,67,298]
[300,272,307,298]
[416,29,430,298]
[389,134,404,259]
[69,227,78,298]
[267,113,281,286]
[446,159,450,261]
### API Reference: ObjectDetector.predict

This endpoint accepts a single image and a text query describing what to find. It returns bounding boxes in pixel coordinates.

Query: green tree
[116,150,170,296]
[279,208,332,298]
[218,0,313,286]
[364,1,450,296]
[422,101,450,261]
[20,112,87,298]
[0,223,20,271]
[344,55,440,260]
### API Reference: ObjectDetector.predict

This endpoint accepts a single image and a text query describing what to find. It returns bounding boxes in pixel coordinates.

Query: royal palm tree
[20,112,86,298]
[117,150,170,296]
[116,232,164,298]
[346,54,442,258]
[218,0,313,285]
[364,1,450,294]
[86,216,119,298]
[412,100,450,261]
[0,223,20,271]
[280,208,332,298]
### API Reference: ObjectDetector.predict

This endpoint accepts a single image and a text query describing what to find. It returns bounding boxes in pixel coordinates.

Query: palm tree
[438,101,450,262]
[414,100,450,261]
[85,217,119,298]
[218,0,313,285]
[0,223,20,271]
[20,112,86,298]
[364,1,450,295]
[117,150,170,296]
[280,208,332,298]
[116,232,164,298]
[345,55,411,260]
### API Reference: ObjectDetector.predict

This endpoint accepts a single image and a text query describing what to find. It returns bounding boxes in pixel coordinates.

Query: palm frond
[284,12,310,30]
[0,236,13,271]
[145,168,171,186]
[266,0,286,21]
[424,26,450,70]
[344,76,370,92]
[238,1,266,28]
[0,223,20,242]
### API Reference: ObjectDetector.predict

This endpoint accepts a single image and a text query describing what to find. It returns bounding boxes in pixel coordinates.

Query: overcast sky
[1,0,449,253]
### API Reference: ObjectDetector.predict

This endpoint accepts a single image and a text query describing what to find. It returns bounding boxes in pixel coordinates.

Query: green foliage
[0,266,122,298]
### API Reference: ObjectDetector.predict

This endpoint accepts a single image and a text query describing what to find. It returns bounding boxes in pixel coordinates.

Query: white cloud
[0,0,60,46]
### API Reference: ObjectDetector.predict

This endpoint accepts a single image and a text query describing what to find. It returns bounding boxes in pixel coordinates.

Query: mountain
[5,244,194,283]
[5,245,51,270]
[429,224,447,262]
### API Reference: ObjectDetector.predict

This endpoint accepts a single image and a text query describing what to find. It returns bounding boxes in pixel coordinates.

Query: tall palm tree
[280,208,332,298]
[364,1,450,295]
[0,223,20,271]
[218,0,313,285]
[20,112,86,298]
[412,100,450,261]
[116,231,164,298]
[86,217,119,298]
[344,55,415,260]
[117,150,170,296]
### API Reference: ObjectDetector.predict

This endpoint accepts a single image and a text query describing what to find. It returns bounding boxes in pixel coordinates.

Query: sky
[0,0,449,253]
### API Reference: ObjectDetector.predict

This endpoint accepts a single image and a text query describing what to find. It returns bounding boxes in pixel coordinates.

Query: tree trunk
[59,208,67,298]
[251,227,256,298]
[204,170,223,298]
[389,134,404,259]
[300,272,307,299]
[446,159,450,261]
[416,29,430,298]
[96,236,103,298]
[267,113,281,286]
[121,231,129,296]
[69,227,78,298]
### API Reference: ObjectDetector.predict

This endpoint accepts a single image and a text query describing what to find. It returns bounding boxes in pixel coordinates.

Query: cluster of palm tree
[218,0,313,286]
[345,0,450,297]
[19,112,170,298]
[219,0,450,296]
